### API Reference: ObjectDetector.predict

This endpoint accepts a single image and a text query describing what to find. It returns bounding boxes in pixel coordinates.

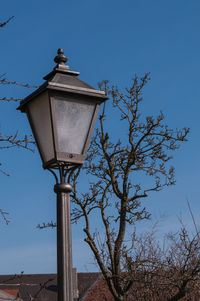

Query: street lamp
[17,49,108,301]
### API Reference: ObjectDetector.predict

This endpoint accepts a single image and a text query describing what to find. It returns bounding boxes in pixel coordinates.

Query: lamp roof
[18,48,108,112]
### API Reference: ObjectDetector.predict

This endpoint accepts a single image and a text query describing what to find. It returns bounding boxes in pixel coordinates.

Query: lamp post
[17,49,108,301]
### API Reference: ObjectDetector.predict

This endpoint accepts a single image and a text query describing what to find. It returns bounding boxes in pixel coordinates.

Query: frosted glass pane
[54,98,95,154]
[28,92,54,163]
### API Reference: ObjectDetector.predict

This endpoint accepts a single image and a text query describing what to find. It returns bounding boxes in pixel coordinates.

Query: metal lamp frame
[25,90,101,169]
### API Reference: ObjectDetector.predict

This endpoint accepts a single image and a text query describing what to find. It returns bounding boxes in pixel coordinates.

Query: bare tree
[0,17,35,222]
[0,16,14,28]
[70,74,189,301]
[124,220,200,301]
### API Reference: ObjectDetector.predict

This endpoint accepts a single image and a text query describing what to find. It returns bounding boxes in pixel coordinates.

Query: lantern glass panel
[53,97,95,155]
[27,91,54,163]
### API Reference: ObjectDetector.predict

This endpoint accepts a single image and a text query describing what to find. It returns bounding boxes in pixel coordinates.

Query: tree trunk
[114,294,127,301]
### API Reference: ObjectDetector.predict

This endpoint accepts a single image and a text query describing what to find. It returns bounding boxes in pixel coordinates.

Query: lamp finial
[54,48,68,65]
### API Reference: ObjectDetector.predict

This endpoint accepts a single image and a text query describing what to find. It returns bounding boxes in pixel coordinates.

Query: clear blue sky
[1,0,200,274]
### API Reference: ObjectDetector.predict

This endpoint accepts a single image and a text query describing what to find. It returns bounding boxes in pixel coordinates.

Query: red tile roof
[81,276,114,301]
[2,289,19,297]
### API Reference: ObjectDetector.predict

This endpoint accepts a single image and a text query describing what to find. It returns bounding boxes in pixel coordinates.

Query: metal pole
[54,183,73,301]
